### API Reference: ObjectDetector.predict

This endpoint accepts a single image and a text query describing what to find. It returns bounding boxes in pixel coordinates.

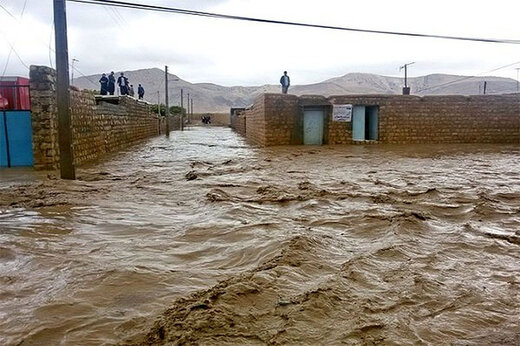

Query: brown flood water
[0,127,519,345]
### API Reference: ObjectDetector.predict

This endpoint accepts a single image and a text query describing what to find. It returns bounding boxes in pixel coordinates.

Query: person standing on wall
[138,84,145,100]
[108,71,116,95]
[117,72,128,95]
[128,84,135,97]
[280,71,290,94]
[99,73,108,95]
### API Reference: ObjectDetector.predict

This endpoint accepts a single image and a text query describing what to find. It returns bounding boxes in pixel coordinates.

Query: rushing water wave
[0,127,519,345]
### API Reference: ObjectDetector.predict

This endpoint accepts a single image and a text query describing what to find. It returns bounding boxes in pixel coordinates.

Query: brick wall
[30,66,60,170]
[244,94,301,146]
[329,95,520,144]
[237,93,519,146]
[244,94,267,146]
[230,109,246,136]
[30,65,164,170]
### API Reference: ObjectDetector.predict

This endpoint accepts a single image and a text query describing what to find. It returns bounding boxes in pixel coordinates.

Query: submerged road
[0,127,519,345]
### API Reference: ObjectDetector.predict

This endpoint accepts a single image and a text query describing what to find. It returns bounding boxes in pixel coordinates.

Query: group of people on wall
[99,72,145,100]
[99,70,290,100]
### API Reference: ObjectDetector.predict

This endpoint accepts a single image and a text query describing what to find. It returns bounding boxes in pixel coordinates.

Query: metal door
[303,108,324,145]
[1,110,33,167]
[367,107,378,140]
[0,111,8,167]
[352,106,365,140]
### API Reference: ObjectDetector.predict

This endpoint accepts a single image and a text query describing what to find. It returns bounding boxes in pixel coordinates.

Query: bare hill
[73,69,518,113]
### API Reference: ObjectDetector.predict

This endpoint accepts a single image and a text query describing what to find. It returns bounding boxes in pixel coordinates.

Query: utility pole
[70,58,78,85]
[165,65,169,136]
[186,94,190,127]
[191,98,193,124]
[54,0,75,180]
[180,89,184,131]
[156,90,160,116]
[186,93,190,131]
[483,81,487,95]
[516,67,520,93]
[399,62,415,95]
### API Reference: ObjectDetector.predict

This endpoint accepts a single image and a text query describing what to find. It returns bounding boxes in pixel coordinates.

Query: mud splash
[0,127,519,345]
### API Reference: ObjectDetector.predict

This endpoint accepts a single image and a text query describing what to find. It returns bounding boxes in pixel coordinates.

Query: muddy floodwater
[0,127,519,345]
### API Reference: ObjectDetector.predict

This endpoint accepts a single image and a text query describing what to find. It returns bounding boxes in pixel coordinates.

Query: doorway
[352,106,378,141]
[1,110,34,167]
[303,107,325,145]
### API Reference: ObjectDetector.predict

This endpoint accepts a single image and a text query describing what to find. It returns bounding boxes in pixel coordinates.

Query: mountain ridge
[73,70,518,112]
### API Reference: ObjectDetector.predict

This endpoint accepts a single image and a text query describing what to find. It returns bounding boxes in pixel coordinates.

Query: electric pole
[186,93,189,131]
[399,62,415,95]
[70,58,78,85]
[54,0,75,180]
[180,89,184,131]
[156,90,160,116]
[191,98,193,124]
[165,65,169,136]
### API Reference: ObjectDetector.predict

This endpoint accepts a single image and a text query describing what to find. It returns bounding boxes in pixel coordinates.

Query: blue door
[303,108,324,145]
[0,112,8,167]
[0,110,33,167]
[352,106,365,140]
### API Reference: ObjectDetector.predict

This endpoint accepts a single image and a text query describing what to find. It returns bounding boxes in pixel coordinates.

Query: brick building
[231,93,520,146]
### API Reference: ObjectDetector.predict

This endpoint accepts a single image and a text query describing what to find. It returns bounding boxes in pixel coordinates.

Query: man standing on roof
[138,84,145,100]
[117,72,128,95]
[99,73,108,95]
[280,71,290,94]
[108,71,116,95]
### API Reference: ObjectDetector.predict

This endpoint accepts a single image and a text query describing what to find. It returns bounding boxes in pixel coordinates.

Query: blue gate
[1,110,33,167]
[303,108,324,145]
[352,106,366,140]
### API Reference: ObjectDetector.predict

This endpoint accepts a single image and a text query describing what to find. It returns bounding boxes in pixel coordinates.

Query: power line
[0,1,97,87]
[0,3,17,20]
[0,32,30,71]
[67,0,520,45]
[1,0,29,78]
[416,59,520,93]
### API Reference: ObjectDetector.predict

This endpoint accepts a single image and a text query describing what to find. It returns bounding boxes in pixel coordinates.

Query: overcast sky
[1,0,519,86]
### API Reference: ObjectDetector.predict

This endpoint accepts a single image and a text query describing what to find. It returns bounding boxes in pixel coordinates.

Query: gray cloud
[1,0,519,85]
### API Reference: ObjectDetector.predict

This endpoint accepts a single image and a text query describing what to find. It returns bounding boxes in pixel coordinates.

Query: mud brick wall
[243,94,266,146]
[230,110,246,136]
[329,95,520,144]
[245,94,300,146]
[30,65,162,170]
[238,93,519,146]
[29,66,60,170]
[71,94,159,165]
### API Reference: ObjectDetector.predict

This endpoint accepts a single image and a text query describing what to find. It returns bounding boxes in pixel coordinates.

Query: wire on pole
[66,0,520,45]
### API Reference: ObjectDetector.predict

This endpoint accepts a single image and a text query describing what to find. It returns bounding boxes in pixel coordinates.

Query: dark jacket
[138,85,145,96]
[107,74,116,93]
[99,76,108,86]
[280,75,290,87]
[117,76,128,86]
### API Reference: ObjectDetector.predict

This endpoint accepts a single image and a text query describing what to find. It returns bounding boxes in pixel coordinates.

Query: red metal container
[0,77,30,110]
